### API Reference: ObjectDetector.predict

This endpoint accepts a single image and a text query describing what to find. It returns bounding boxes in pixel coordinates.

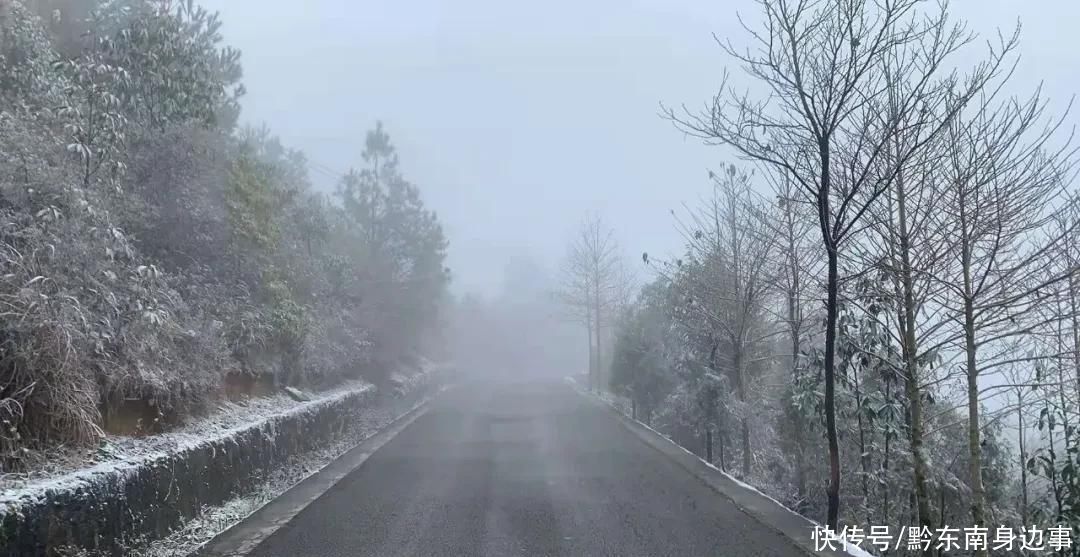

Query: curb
[196,398,436,556]
[0,385,379,557]
[573,385,849,557]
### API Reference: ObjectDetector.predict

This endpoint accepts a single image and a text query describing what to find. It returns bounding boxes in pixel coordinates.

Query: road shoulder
[574,385,853,557]
[197,402,432,557]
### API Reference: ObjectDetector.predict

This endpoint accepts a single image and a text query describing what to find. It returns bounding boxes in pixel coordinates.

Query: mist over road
[246,379,807,557]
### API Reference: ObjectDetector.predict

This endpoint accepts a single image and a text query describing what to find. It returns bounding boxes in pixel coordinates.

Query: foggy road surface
[247,380,809,557]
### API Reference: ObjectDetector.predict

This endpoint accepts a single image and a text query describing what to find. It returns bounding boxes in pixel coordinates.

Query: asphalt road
[247,379,808,557]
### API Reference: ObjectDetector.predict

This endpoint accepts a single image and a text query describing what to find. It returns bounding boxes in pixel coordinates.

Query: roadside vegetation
[0,0,448,471]
[600,0,1080,550]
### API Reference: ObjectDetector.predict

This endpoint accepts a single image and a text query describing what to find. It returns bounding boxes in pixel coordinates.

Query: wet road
[247,379,807,557]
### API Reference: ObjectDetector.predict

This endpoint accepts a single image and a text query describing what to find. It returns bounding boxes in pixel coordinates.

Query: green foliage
[336,121,450,369]
[610,280,676,422]
[91,0,244,129]
[1030,395,1080,544]
[0,1,63,106]
[54,54,130,187]
[225,149,284,255]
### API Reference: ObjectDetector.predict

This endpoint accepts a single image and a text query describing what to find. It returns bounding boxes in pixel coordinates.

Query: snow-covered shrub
[0,0,448,470]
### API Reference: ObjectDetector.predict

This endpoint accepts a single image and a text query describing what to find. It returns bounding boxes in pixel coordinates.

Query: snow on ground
[565,376,877,557]
[2,357,450,499]
[0,379,374,509]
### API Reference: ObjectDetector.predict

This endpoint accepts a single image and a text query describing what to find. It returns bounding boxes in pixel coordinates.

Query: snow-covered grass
[566,376,876,557]
[0,379,374,511]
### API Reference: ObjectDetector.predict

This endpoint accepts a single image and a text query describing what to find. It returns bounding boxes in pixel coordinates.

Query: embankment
[0,367,448,556]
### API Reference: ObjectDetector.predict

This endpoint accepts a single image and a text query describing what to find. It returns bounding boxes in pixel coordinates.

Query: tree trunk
[794,415,807,506]
[958,189,986,557]
[586,304,595,391]
[894,168,935,544]
[787,276,807,505]
[962,291,987,556]
[594,277,602,393]
[734,348,751,476]
[881,376,892,526]
[1054,293,1074,504]
[741,420,751,477]
[718,403,727,473]
[816,139,842,529]
[904,406,918,526]
[1070,267,1080,404]
[854,366,871,525]
[1046,400,1064,519]
[708,340,727,472]
[824,245,841,529]
[1017,389,1028,524]
[719,430,726,472]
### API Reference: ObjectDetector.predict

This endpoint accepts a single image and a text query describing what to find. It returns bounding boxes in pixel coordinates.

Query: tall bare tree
[848,84,960,537]
[665,0,1011,526]
[558,213,631,390]
[761,168,821,503]
[931,84,1076,544]
[1056,204,1080,404]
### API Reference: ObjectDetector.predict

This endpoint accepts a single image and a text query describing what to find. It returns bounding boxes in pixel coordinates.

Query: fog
[200,0,1080,297]
[6,0,1080,550]
[192,0,1080,409]
[195,0,728,300]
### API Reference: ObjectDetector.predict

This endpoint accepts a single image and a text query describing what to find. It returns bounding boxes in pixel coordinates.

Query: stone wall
[0,370,443,556]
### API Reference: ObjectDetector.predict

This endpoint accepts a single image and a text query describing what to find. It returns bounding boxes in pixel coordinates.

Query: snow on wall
[0,368,446,557]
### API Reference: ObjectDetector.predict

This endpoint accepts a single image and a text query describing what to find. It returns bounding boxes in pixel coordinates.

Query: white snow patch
[0,379,375,511]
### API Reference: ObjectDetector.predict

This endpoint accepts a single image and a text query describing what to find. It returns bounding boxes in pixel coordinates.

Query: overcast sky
[197,0,1080,298]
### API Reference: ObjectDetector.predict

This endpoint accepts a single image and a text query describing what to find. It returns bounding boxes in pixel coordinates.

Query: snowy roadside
[1,355,453,508]
[565,376,873,557]
[1,359,451,557]
[129,395,434,557]
[0,379,375,511]
[1,380,371,499]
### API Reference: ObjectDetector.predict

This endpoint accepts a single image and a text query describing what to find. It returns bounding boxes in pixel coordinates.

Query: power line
[308,165,340,181]
[307,160,345,179]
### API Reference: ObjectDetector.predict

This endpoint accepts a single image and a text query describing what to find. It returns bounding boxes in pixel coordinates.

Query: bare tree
[558,212,631,391]
[1056,205,1080,404]
[761,168,821,504]
[664,0,1010,527]
[930,83,1076,545]
[847,85,960,537]
[1011,375,1033,524]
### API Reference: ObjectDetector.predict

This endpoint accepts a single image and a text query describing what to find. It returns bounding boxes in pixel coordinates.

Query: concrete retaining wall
[0,370,444,556]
